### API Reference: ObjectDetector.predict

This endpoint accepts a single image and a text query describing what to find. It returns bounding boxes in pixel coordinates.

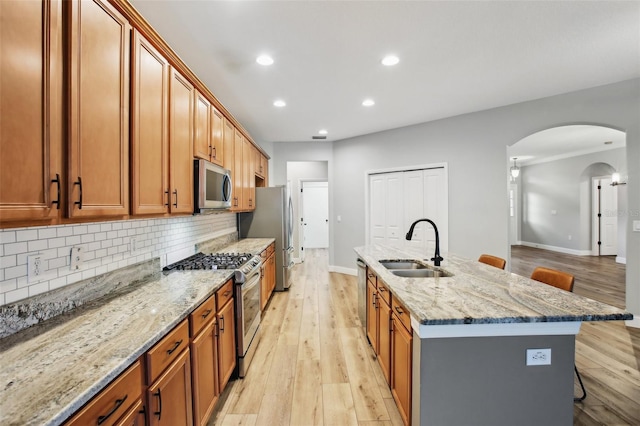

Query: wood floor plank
[290,358,324,426]
[340,327,390,422]
[322,383,359,426]
[218,414,258,426]
[254,343,298,425]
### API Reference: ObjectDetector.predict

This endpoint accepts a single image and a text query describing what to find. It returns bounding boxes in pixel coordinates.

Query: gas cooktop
[163,252,254,271]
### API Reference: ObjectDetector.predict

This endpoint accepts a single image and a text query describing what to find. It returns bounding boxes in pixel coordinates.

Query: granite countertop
[0,238,274,426]
[355,244,632,327]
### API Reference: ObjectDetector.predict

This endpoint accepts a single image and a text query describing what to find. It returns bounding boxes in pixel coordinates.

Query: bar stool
[478,254,506,270]
[530,266,586,402]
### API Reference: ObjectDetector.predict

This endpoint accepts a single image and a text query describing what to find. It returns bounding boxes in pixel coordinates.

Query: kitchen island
[354,244,632,426]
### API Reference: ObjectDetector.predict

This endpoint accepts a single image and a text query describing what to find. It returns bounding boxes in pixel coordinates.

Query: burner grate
[164,252,254,271]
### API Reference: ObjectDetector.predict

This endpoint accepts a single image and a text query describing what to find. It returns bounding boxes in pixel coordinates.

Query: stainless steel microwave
[194,159,232,213]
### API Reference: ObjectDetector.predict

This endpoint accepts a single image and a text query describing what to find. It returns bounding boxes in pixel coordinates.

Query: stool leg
[574,365,587,402]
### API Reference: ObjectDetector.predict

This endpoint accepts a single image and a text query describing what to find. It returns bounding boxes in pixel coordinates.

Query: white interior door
[592,177,618,255]
[367,166,448,253]
[385,173,404,248]
[302,181,329,248]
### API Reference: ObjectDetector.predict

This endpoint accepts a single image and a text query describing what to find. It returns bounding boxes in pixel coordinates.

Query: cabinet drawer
[216,279,234,311]
[366,268,377,287]
[392,298,411,332]
[65,361,142,426]
[147,319,189,384]
[377,282,391,305]
[190,294,216,337]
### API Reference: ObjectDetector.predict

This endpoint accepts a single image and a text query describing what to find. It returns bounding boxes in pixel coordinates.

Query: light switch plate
[633,220,640,232]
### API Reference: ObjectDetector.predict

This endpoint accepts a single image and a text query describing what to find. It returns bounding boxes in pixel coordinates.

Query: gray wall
[519,148,627,257]
[270,79,640,320]
[286,161,329,260]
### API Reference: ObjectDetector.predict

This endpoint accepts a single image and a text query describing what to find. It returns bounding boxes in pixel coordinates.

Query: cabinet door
[378,297,392,386]
[217,299,236,390]
[232,129,244,211]
[267,252,276,297]
[193,90,210,161]
[148,349,193,426]
[391,318,412,426]
[243,140,256,210]
[366,281,378,352]
[168,68,194,214]
[260,263,268,311]
[210,107,224,166]
[0,0,62,225]
[222,118,235,173]
[191,319,218,426]
[68,0,130,218]
[131,30,169,215]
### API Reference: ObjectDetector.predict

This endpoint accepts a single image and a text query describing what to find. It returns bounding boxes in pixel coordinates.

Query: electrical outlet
[27,254,45,283]
[70,246,83,271]
[130,237,137,253]
[526,348,551,366]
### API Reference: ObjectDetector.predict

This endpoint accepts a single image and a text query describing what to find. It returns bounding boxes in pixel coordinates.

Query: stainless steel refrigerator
[238,186,293,291]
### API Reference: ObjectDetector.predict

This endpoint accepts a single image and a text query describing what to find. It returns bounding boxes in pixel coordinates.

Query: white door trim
[298,178,329,262]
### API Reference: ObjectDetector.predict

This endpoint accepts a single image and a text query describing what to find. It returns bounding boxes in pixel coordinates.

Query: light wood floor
[209,247,640,426]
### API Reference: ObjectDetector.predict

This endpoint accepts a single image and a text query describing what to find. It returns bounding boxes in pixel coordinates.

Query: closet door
[423,168,448,253]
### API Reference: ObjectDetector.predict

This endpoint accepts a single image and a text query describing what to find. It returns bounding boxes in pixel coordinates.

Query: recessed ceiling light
[256,54,274,66]
[273,99,286,107]
[381,55,399,66]
[362,99,375,107]
[318,129,328,135]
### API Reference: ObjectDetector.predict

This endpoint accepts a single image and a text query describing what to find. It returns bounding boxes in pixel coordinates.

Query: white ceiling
[130,1,640,144]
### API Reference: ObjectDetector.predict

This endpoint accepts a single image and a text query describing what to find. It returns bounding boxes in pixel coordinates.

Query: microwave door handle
[223,174,232,202]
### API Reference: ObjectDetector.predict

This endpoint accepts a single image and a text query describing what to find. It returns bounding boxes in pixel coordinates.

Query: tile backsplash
[0,212,236,306]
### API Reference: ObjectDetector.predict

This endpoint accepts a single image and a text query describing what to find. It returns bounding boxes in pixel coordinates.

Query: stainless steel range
[164,252,262,378]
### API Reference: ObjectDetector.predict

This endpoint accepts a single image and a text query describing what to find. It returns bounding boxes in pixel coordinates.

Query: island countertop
[0,238,274,426]
[354,245,632,328]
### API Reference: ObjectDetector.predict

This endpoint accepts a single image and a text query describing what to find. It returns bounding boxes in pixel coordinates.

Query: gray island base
[354,244,632,426]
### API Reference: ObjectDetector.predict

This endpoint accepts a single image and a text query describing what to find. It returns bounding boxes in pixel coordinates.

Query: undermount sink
[391,269,454,278]
[379,260,428,270]
[379,259,454,278]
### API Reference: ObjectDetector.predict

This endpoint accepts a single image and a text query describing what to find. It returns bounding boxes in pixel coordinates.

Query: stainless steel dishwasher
[356,258,366,329]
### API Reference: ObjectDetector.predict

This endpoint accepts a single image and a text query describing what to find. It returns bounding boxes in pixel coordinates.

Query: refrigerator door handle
[286,246,294,254]
[287,260,295,268]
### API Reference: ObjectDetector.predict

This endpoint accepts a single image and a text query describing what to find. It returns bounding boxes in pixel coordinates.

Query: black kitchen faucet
[406,218,443,267]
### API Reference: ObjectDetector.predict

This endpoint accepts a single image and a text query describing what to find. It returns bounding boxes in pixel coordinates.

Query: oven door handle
[242,272,261,291]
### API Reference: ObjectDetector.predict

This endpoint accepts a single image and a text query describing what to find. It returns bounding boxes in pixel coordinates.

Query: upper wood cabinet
[168,68,194,214]
[210,108,224,166]
[242,138,255,210]
[131,30,170,215]
[193,90,211,162]
[0,0,63,226]
[232,129,244,211]
[194,93,224,167]
[67,0,130,218]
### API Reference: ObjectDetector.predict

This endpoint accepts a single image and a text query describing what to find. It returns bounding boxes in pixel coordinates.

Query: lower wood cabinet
[189,293,219,426]
[260,243,276,311]
[65,361,143,426]
[217,291,236,391]
[146,319,192,426]
[366,272,413,426]
[391,298,412,426]
[147,348,193,426]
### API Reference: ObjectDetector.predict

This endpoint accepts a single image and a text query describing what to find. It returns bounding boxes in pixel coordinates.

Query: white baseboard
[519,241,592,256]
[616,256,627,264]
[625,317,640,329]
[329,265,357,276]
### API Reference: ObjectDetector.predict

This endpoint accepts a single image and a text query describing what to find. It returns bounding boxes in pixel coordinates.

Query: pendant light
[510,158,520,179]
